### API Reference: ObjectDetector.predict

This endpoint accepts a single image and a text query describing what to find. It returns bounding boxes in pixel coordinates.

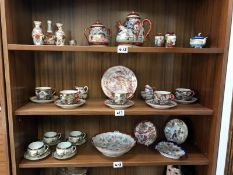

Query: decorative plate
[53,149,77,160]
[55,99,86,109]
[146,100,177,109]
[164,119,188,144]
[104,99,134,109]
[134,121,157,146]
[24,149,51,161]
[174,97,198,105]
[101,66,137,99]
[92,131,136,157]
[30,96,58,104]
[155,141,185,159]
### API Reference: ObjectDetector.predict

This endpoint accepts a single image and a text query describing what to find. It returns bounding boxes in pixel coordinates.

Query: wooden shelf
[15,99,213,116]
[8,44,224,54]
[19,144,209,168]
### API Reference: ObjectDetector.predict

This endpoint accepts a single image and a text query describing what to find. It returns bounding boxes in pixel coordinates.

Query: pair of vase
[32,20,65,46]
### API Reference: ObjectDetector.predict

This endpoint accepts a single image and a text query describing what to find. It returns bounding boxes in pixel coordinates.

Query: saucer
[53,150,77,160]
[55,99,86,109]
[24,149,51,161]
[43,139,61,146]
[145,100,177,109]
[30,96,58,104]
[174,97,198,104]
[155,141,185,160]
[104,99,134,109]
[70,138,87,146]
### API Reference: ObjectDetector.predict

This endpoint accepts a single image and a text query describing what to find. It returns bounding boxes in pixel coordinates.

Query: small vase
[44,20,55,45]
[32,21,44,45]
[55,23,65,46]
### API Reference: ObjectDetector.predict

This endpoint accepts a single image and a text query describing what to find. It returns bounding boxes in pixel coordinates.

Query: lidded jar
[84,20,111,46]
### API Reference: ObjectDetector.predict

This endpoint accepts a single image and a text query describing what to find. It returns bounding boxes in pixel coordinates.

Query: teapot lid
[192,33,205,39]
[127,11,141,19]
[91,20,104,27]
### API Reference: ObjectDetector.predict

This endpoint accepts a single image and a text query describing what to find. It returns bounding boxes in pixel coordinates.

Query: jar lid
[192,33,205,39]
[91,20,104,27]
[127,11,141,18]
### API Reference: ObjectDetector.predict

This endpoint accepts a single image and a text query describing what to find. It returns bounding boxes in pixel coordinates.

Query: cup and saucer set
[174,88,198,104]
[24,130,87,161]
[30,87,58,104]
[55,86,88,109]
[101,66,137,109]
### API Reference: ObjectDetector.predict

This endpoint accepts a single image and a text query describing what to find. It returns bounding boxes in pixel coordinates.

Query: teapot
[84,21,111,46]
[116,12,152,46]
[190,33,207,48]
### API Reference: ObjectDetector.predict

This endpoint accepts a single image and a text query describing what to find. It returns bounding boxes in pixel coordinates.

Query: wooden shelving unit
[15,99,213,116]
[19,144,209,168]
[1,0,233,175]
[8,44,224,53]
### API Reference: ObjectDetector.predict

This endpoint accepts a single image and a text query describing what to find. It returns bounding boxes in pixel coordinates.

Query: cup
[43,131,61,145]
[68,131,86,145]
[75,86,88,99]
[144,85,154,95]
[60,90,80,105]
[154,91,175,105]
[56,141,76,156]
[27,141,49,157]
[69,40,77,46]
[35,87,55,100]
[175,88,195,101]
[154,33,165,47]
[111,90,129,105]
[165,33,176,48]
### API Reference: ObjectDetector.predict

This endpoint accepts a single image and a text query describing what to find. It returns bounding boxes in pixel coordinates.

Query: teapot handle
[142,19,152,38]
[84,27,90,45]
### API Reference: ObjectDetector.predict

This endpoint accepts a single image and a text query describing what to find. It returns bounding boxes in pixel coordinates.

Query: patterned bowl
[92,131,136,157]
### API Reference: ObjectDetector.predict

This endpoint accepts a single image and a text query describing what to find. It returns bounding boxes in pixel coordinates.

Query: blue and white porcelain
[190,33,207,48]
[92,131,136,157]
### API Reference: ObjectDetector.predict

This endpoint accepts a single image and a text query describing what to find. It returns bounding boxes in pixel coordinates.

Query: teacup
[43,131,61,145]
[75,86,88,99]
[60,90,80,105]
[144,85,154,95]
[56,141,76,157]
[27,141,49,157]
[68,131,86,145]
[35,87,55,100]
[112,90,129,105]
[154,91,174,105]
[175,88,195,101]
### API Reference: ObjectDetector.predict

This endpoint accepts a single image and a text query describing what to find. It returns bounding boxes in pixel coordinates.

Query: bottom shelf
[19,144,208,168]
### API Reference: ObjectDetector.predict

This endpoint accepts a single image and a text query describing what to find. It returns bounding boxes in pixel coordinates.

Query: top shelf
[8,44,224,54]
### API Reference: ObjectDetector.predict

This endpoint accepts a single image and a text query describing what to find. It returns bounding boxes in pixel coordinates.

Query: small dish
[24,148,51,161]
[174,97,198,105]
[30,96,58,104]
[145,100,177,109]
[53,149,77,160]
[55,99,86,109]
[141,91,154,100]
[164,119,188,144]
[155,141,185,159]
[134,121,157,146]
[104,99,134,109]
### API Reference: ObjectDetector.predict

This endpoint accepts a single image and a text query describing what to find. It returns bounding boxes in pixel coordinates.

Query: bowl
[92,131,136,157]
[141,91,154,100]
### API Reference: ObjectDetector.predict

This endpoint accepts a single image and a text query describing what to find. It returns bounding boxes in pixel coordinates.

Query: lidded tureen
[190,33,207,48]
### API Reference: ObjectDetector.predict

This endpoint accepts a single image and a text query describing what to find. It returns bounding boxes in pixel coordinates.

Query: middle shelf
[15,99,213,116]
[19,144,209,168]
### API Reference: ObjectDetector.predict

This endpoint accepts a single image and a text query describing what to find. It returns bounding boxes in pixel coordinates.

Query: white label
[117,46,128,53]
[113,161,123,168]
[115,110,125,116]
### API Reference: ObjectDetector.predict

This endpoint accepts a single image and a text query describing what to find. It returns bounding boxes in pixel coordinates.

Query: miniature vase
[32,21,44,45]
[44,20,55,45]
[55,23,65,46]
